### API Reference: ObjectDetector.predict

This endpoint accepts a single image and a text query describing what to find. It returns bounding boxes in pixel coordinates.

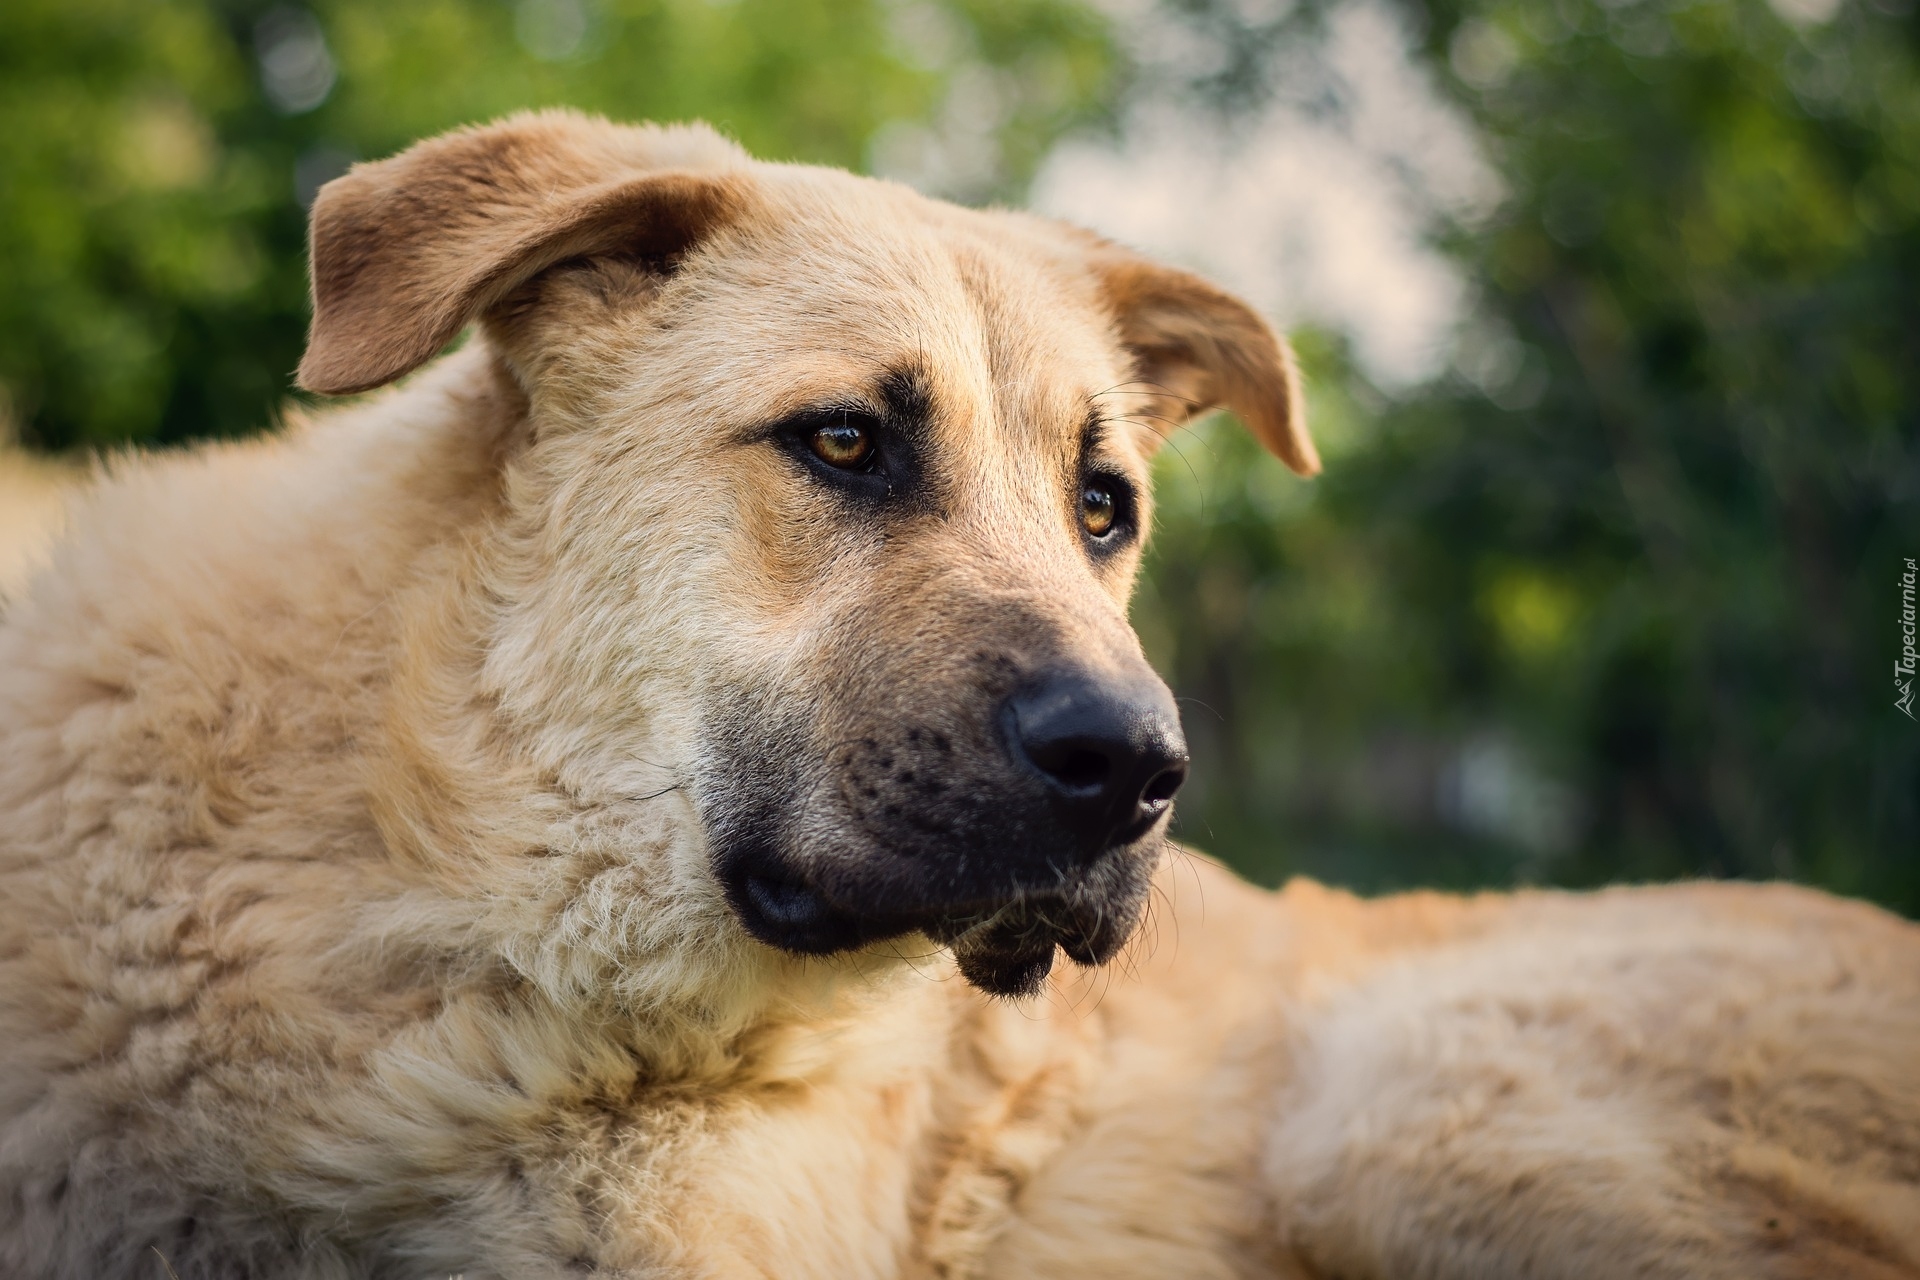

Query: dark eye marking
[765,366,935,509]
[1078,410,1137,555]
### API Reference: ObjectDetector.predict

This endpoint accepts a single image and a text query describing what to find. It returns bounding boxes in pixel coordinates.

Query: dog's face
[300,113,1315,997]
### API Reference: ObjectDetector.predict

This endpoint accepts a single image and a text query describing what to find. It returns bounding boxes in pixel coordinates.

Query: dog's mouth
[722,851,1148,998]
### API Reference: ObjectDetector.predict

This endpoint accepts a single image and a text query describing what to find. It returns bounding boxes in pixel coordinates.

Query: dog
[1,111,1916,1279]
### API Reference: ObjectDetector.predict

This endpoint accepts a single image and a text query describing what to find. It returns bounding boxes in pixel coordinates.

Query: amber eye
[807,421,874,470]
[1080,482,1117,538]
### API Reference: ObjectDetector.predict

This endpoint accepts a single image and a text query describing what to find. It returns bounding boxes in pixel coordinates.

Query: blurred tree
[1139,0,1920,913]
[0,0,1112,449]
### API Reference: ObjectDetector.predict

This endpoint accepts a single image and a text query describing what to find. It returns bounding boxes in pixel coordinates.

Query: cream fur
[1,115,1916,1279]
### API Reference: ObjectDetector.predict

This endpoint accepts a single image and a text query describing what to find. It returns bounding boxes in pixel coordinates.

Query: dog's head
[301,112,1315,998]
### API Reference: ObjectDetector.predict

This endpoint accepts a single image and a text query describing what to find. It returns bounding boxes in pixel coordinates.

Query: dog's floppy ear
[1092,250,1318,477]
[297,112,750,396]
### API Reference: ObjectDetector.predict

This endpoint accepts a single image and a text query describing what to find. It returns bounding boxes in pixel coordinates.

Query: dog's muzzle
[712,667,1187,997]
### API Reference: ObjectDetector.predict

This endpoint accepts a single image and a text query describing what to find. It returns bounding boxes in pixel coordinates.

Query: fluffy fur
[1,113,1916,1278]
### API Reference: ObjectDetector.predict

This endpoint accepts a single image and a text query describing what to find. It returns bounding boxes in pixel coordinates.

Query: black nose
[1003,671,1188,851]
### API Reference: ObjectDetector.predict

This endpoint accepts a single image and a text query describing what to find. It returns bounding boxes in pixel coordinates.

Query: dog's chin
[718,839,1152,999]
[925,894,1145,997]
[951,938,1058,999]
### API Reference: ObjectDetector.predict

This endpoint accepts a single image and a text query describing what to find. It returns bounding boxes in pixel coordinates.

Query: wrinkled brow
[744,362,933,440]
[875,365,933,427]
[1080,404,1107,453]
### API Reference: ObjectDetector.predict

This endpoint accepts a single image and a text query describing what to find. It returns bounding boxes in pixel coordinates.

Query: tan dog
[1,112,1916,1280]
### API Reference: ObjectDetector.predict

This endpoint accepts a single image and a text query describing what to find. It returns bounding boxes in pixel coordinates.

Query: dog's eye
[808,421,874,470]
[1080,482,1117,538]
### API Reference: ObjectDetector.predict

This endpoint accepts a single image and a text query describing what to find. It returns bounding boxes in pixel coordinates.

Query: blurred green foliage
[1141,0,1920,913]
[0,0,1111,448]
[3,0,1912,911]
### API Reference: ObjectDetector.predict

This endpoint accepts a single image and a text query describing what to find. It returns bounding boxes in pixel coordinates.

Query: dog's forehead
[684,166,1136,450]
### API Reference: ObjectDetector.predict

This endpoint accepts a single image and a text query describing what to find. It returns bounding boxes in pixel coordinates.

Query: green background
[4,0,1914,912]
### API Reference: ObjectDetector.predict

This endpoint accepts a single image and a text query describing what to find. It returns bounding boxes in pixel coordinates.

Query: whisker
[1173,696,1226,723]
[1091,380,1205,408]
[1157,432,1208,512]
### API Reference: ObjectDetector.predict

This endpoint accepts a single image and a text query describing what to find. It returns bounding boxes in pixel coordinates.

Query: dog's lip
[725,868,1132,1003]
[743,872,829,930]
[730,862,1004,954]
[727,865,877,955]
[723,857,1071,969]
[717,834,1150,991]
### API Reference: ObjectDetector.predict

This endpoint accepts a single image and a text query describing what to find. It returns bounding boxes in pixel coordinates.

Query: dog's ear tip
[293,368,351,398]
[1277,409,1322,478]
[1261,336,1318,476]
[294,373,364,399]
[292,353,340,397]
[294,341,408,398]
[1251,414,1320,477]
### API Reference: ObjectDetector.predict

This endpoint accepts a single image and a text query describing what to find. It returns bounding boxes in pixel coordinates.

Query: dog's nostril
[1138,763,1186,811]
[1034,745,1111,793]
